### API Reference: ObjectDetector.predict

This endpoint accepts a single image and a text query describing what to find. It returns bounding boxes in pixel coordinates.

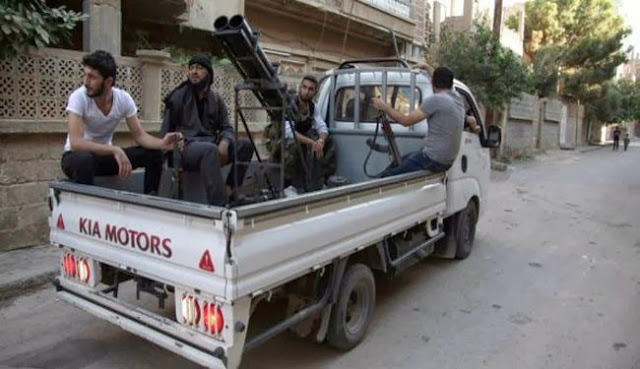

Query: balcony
[247,0,416,41]
[177,0,244,32]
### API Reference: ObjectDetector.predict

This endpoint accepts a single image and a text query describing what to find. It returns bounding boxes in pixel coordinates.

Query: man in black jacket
[161,54,253,205]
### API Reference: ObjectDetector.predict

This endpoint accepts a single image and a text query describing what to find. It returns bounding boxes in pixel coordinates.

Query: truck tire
[454,200,478,259]
[327,263,375,351]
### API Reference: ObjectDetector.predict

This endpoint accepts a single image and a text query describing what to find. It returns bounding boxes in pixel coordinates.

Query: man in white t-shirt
[61,50,181,194]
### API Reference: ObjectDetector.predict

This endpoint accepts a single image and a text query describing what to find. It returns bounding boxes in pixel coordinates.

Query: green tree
[426,24,532,112]
[505,14,519,32]
[0,0,84,59]
[530,45,561,97]
[587,82,621,123]
[524,0,630,101]
[614,80,640,123]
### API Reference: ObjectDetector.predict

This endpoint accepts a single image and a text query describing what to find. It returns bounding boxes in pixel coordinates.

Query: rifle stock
[380,117,402,166]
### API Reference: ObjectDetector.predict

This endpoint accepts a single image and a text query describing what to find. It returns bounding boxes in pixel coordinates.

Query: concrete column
[498,105,508,159]
[576,103,584,146]
[463,0,473,28]
[413,0,427,46]
[517,8,525,35]
[136,50,171,122]
[83,0,122,55]
[535,98,545,149]
[433,2,442,42]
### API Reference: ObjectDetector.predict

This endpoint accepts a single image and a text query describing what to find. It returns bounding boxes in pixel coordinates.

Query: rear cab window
[334,85,422,123]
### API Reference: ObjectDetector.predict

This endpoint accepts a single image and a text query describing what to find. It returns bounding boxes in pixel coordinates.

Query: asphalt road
[1,145,639,369]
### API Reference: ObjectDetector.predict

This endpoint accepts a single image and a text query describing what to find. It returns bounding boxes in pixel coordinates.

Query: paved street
[1,146,639,369]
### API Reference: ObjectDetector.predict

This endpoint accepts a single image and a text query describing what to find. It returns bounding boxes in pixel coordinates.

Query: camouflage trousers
[265,126,336,192]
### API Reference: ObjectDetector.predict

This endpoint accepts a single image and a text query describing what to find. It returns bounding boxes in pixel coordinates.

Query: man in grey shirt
[370,66,465,177]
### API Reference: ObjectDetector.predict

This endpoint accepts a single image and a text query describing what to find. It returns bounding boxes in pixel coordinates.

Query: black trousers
[61,146,163,194]
[181,138,253,206]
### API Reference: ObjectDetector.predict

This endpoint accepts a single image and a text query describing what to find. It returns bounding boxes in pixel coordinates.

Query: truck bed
[50,170,446,301]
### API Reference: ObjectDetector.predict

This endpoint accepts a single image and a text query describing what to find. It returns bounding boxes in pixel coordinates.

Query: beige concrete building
[70,0,435,73]
[63,0,531,72]
[433,0,525,56]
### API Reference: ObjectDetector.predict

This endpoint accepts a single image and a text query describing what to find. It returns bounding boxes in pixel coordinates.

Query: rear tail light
[78,259,91,283]
[181,294,201,326]
[203,303,224,335]
[61,251,100,287]
[178,292,226,338]
[63,254,77,278]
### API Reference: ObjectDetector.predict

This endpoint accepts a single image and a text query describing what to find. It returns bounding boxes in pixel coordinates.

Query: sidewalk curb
[0,271,58,301]
[578,145,606,153]
[491,160,509,172]
[0,244,59,302]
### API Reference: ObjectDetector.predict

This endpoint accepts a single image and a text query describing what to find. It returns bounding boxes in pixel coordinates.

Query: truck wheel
[327,263,375,351]
[454,200,478,259]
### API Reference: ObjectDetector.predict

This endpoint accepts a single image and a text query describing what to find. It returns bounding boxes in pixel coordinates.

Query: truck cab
[317,59,498,218]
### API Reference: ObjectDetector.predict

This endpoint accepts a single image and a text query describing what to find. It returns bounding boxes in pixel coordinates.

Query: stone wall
[541,99,561,151]
[0,124,155,252]
[0,133,65,249]
[540,122,559,150]
[564,102,585,149]
[503,121,535,158]
[501,94,586,158]
[503,94,537,158]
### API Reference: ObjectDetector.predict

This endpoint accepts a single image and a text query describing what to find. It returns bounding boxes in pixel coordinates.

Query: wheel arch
[445,177,482,217]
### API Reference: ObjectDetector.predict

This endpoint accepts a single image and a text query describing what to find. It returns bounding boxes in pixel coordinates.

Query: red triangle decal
[199,250,215,272]
[56,214,65,230]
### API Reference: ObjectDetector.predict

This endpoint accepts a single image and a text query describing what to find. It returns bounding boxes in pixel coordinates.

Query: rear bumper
[55,277,228,369]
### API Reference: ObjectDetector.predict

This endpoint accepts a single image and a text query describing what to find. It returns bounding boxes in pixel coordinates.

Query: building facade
[433,0,525,56]
[73,0,434,74]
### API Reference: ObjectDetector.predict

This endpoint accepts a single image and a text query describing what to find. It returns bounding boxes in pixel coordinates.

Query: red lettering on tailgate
[78,217,173,259]
[162,238,173,259]
[79,217,88,234]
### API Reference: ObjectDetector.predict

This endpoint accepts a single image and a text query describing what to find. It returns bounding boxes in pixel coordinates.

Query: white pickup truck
[49,59,501,369]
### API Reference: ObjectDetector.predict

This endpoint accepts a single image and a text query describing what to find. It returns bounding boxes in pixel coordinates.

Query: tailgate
[49,183,230,299]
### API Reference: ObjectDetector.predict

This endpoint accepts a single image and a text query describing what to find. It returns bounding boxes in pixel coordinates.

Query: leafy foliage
[587,82,621,123]
[614,80,640,123]
[426,24,532,111]
[524,0,630,101]
[530,45,561,97]
[505,14,519,32]
[0,0,84,59]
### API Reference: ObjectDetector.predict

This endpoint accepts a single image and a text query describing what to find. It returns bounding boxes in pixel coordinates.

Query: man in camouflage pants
[265,75,335,192]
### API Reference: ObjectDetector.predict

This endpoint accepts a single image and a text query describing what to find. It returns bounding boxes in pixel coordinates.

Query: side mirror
[485,125,501,148]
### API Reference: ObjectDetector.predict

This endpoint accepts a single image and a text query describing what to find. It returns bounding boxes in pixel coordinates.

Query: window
[363,0,411,18]
[334,85,422,122]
